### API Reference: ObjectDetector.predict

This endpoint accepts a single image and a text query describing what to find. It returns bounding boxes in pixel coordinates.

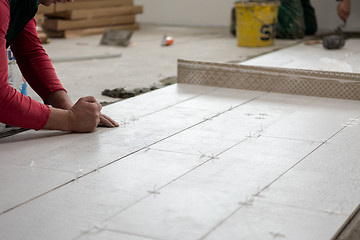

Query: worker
[337,0,351,22]
[0,0,119,133]
[276,0,317,39]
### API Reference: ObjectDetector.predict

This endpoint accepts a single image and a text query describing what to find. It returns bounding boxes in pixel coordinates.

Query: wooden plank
[54,0,133,12]
[45,23,140,38]
[37,4,54,14]
[43,15,135,31]
[46,5,143,20]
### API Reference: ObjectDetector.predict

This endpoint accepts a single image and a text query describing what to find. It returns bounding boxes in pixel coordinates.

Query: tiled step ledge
[178,59,360,100]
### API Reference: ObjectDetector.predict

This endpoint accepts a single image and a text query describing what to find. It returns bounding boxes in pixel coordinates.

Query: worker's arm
[0,0,50,130]
[337,0,351,21]
[10,18,118,129]
[10,19,67,105]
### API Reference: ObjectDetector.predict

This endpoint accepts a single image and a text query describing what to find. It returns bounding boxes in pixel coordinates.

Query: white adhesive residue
[319,57,353,73]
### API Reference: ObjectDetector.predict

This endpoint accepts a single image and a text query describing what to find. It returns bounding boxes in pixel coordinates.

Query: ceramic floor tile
[0,165,74,214]
[0,130,88,164]
[204,201,347,240]
[262,97,360,142]
[0,149,211,240]
[101,84,217,119]
[0,84,213,164]
[241,39,360,73]
[102,137,319,240]
[260,123,360,216]
[152,92,319,156]
[1,82,360,240]
[1,103,216,174]
[175,87,265,113]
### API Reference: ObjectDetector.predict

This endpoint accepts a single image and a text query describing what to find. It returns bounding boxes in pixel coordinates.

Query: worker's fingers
[337,3,350,21]
[98,114,119,128]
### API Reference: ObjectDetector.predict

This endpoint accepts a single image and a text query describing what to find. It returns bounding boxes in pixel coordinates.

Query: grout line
[200,121,355,240]
[74,228,165,240]
[0,90,265,217]
[71,92,270,239]
[136,85,219,119]
[0,86,219,214]
[257,199,348,217]
[0,179,73,215]
[260,134,325,144]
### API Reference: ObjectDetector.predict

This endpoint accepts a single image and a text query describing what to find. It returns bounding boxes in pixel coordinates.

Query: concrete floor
[28,24,297,104]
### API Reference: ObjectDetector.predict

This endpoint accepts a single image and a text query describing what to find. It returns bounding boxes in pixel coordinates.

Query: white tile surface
[260,123,360,216]
[153,91,318,156]
[241,39,360,74]
[205,201,347,240]
[1,84,360,240]
[0,149,213,240]
[102,137,320,240]
[262,97,360,142]
[0,165,73,214]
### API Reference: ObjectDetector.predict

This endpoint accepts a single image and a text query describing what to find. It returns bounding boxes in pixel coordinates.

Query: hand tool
[304,35,345,50]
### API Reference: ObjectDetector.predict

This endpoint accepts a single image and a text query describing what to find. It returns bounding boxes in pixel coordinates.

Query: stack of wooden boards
[35,0,142,39]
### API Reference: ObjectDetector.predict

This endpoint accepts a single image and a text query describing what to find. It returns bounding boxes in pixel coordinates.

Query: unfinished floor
[28,24,297,103]
[1,25,360,239]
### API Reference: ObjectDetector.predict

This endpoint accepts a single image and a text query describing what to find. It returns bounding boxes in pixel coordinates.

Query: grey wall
[135,0,359,32]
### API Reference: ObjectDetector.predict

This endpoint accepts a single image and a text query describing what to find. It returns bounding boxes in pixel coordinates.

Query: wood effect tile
[205,201,347,240]
[262,97,360,142]
[0,150,211,240]
[0,165,73,213]
[152,92,319,156]
[102,137,320,240]
[259,124,360,216]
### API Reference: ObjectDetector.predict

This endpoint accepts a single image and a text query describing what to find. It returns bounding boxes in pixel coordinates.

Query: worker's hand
[67,96,102,132]
[99,113,120,128]
[337,0,351,21]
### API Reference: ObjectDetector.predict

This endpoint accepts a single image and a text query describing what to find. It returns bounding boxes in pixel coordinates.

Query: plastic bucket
[235,1,280,47]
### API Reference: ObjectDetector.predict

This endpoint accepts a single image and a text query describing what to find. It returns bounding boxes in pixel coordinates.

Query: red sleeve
[10,18,66,102]
[0,0,49,130]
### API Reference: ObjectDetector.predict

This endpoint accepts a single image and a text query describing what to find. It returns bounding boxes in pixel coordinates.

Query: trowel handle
[304,39,323,45]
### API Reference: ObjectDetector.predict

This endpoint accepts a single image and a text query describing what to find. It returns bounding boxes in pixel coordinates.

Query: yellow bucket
[236,1,280,47]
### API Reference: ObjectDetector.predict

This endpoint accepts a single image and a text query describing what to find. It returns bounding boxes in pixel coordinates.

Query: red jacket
[0,0,65,130]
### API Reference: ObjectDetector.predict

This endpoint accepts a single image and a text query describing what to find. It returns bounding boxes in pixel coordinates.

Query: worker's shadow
[0,130,71,144]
